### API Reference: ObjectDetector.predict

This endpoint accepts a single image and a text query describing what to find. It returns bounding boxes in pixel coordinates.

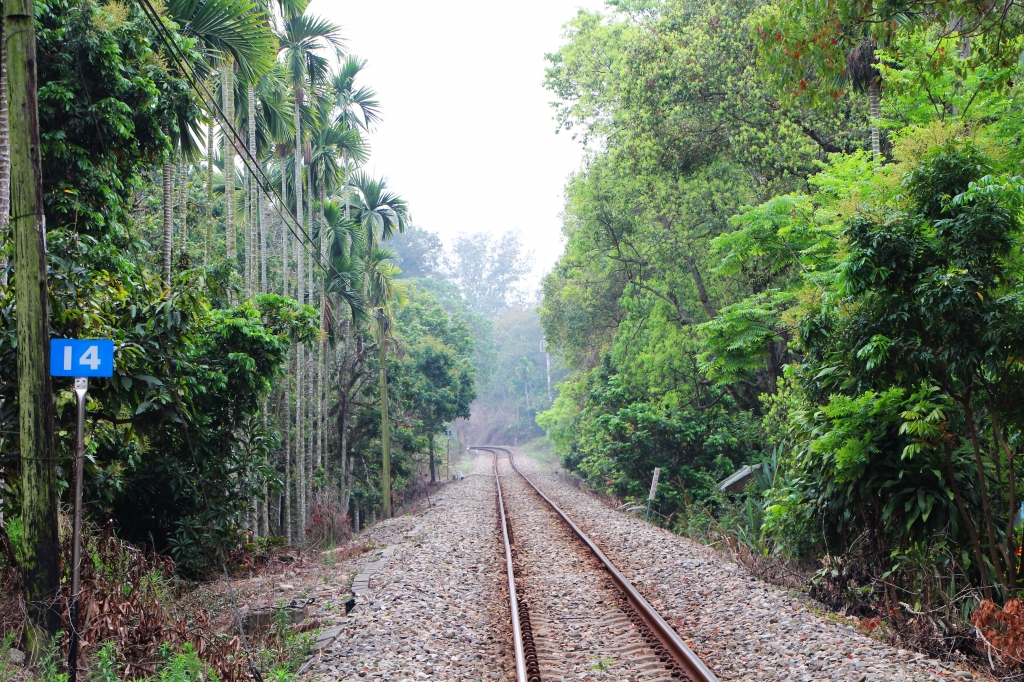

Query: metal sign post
[50,339,114,682]
[68,378,87,682]
[645,467,661,523]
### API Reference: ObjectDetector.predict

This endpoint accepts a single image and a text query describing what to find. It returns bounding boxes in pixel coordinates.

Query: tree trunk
[381,336,392,519]
[992,413,1018,592]
[305,181,314,509]
[339,319,352,522]
[161,148,173,287]
[296,350,305,544]
[0,14,11,287]
[7,0,61,652]
[293,85,306,536]
[317,329,325,470]
[685,257,716,319]
[293,87,303,299]
[243,158,250,294]
[868,82,881,160]
[281,154,288,297]
[295,311,305,541]
[177,160,186,254]
[223,60,235,276]
[246,84,256,297]
[343,152,350,219]
[944,442,989,592]
[259,181,267,294]
[205,104,214,265]
[261,481,269,537]
[317,186,326,473]
[284,357,292,546]
[963,398,1005,590]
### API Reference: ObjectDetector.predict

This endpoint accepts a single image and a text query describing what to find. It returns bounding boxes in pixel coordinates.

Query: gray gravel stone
[508,450,984,681]
[302,455,512,682]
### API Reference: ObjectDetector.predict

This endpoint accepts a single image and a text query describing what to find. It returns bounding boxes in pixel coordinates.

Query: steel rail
[472,445,719,682]
[492,448,531,682]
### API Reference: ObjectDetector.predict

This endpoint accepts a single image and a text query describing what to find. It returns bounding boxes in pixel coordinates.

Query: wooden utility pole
[6,0,60,656]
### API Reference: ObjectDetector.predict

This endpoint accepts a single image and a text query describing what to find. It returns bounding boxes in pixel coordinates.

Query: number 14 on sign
[50,339,114,378]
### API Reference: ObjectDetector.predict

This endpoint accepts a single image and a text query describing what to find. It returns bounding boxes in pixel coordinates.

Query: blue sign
[50,339,115,377]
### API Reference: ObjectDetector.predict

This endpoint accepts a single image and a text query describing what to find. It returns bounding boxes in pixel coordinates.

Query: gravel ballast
[303,455,513,682]
[302,449,986,681]
[505,449,980,682]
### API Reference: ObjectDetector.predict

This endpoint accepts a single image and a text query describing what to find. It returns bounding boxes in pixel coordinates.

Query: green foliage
[752,0,1024,107]
[543,355,762,519]
[396,284,476,463]
[696,291,795,386]
[0,0,323,575]
[0,633,18,682]
[39,0,198,239]
[157,644,219,682]
[92,642,122,682]
[538,0,1024,614]
[35,635,69,682]
[343,282,477,502]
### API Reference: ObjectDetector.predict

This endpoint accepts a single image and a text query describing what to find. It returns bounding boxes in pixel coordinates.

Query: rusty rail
[491,448,533,682]
[472,445,719,682]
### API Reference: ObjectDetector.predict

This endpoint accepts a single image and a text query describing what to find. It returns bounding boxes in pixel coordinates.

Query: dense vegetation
[537,0,1024,654]
[0,0,491,669]
[8,0,1024,671]
[389,226,566,446]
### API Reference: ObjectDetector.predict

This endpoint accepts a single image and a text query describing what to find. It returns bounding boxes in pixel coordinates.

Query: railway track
[473,445,719,682]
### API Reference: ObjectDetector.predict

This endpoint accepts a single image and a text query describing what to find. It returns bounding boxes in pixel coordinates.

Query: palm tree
[278,10,344,287]
[278,11,343,539]
[847,38,882,159]
[253,65,293,290]
[237,67,292,296]
[162,0,274,285]
[332,56,381,133]
[348,172,409,253]
[307,98,368,475]
[321,203,362,525]
[367,246,404,519]
[223,60,236,285]
[331,57,378,220]
[323,174,406,520]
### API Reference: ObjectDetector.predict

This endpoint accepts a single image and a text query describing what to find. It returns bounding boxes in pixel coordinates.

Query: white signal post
[645,467,661,523]
[445,429,452,480]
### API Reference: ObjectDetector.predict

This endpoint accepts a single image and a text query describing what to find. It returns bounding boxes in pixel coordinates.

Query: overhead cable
[135,0,338,279]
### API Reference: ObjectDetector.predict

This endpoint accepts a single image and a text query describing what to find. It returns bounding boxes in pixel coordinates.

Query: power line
[135,0,339,281]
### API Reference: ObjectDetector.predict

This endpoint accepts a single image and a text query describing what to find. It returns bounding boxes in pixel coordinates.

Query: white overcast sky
[307,0,607,290]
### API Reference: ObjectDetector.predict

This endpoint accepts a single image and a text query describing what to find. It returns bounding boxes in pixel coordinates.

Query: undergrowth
[0,518,319,682]
[660,486,998,674]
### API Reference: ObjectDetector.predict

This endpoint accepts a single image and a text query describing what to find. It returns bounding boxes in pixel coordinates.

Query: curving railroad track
[472,445,719,682]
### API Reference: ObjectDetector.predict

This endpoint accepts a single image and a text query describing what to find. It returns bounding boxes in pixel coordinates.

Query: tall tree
[449,231,531,317]
[163,0,274,282]
[223,59,236,278]
[0,16,10,288]
[278,11,342,538]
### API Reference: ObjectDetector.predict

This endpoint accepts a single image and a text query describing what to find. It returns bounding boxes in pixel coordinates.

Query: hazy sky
[307,0,606,290]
